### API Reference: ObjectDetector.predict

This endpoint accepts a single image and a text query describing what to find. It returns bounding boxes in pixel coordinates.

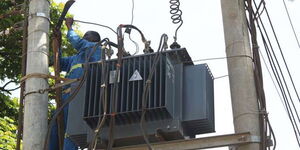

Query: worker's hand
[65,17,74,30]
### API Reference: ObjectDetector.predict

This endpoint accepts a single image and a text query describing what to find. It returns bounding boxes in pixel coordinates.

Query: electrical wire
[73,19,117,34]
[213,75,228,80]
[183,54,253,64]
[140,34,168,150]
[263,2,300,104]
[129,34,140,55]
[107,25,125,150]
[259,49,287,114]
[88,40,111,150]
[169,0,183,42]
[105,24,150,149]
[246,1,270,149]
[253,0,300,147]
[281,0,300,48]
[128,0,140,55]
[131,0,135,25]
[263,2,300,124]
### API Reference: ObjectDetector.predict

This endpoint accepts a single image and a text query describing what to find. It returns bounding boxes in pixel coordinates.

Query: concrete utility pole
[221,0,261,150]
[23,0,50,149]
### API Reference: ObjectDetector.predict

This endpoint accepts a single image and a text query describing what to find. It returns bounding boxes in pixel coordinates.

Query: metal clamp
[29,12,50,22]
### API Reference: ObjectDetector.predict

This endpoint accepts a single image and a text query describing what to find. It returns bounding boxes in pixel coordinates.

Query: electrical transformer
[66,48,214,148]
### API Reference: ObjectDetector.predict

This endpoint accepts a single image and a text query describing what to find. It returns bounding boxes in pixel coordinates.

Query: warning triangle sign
[129,70,143,81]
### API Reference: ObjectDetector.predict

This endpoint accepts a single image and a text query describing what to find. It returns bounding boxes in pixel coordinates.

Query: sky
[6,0,299,149]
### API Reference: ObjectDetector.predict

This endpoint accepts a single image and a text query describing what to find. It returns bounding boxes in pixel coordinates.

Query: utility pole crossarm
[113,132,258,150]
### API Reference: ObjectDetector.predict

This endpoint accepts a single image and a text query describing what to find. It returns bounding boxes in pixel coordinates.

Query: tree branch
[0,10,23,19]
[0,81,19,94]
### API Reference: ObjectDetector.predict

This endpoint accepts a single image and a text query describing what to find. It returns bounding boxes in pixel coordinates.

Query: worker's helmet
[83,31,100,42]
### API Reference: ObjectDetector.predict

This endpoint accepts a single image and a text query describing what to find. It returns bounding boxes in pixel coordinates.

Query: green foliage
[0,0,23,82]
[0,94,18,123]
[50,0,77,57]
[0,117,17,150]
[0,0,76,85]
[0,0,77,149]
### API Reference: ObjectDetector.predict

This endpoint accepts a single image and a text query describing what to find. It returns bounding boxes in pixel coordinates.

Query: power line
[73,19,117,34]
[214,75,228,80]
[131,0,135,24]
[253,0,300,146]
[281,0,300,48]
[264,4,300,104]
[259,49,287,114]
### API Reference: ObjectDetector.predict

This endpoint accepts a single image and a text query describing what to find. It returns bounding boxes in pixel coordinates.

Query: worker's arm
[49,49,72,72]
[66,29,87,51]
[65,18,88,51]
[60,56,72,72]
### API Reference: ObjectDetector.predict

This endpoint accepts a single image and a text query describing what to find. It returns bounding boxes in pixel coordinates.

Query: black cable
[120,24,152,54]
[263,3,300,125]
[140,34,168,150]
[253,1,300,146]
[121,24,147,43]
[107,25,126,150]
[263,2,300,104]
[281,0,300,48]
[88,40,111,150]
[257,10,300,150]
[246,1,269,149]
[256,0,300,126]
[261,27,300,147]
[259,49,286,114]
[43,43,101,150]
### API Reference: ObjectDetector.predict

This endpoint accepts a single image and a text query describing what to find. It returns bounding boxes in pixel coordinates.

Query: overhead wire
[245,1,272,149]
[260,24,300,147]
[281,0,300,48]
[130,0,135,25]
[128,0,140,55]
[213,75,228,80]
[253,0,300,147]
[263,2,300,104]
[263,1,300,124]
[254,2,299,149]
[259,49,287,114]
[73,19,117,34]
[184,54,253,64]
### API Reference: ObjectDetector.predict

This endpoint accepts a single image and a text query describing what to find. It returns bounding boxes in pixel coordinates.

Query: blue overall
[49,29,101,150]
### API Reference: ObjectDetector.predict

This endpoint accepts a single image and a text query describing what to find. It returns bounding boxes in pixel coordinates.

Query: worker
[49,17,101,150]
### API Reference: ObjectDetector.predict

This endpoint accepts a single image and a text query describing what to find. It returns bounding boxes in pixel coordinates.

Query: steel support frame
[111,132,259,150]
